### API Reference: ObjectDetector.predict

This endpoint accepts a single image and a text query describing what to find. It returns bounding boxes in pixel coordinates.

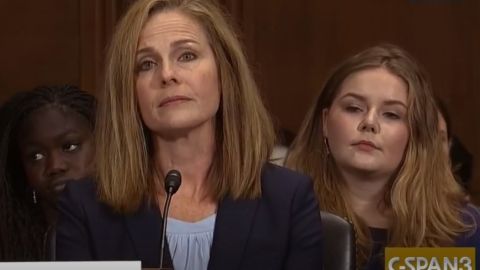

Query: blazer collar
[208,196,259,270]
[124,197,259,270]
[124,202,173,268]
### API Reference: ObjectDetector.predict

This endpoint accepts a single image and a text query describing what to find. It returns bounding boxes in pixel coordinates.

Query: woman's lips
[50,179,69,193]
[159,96,191,107]
[352,140,380,151]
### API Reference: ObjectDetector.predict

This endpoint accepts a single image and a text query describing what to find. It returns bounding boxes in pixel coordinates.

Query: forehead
[337,67,408,103]
[19,106,91,143]
[139,10,208,46]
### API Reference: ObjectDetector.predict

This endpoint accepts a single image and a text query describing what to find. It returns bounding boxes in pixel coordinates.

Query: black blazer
[56,163,323,269]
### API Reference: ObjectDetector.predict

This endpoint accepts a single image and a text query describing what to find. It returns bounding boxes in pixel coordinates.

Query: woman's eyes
[344,105,363,113]
[137,60,157,72]
[178,52,197,62]
[343,105,403,120]
[31,153,45,161]
[63,143,80,152]
[383,112,401,120]
[28,143,80,162]
[137,52,197,72]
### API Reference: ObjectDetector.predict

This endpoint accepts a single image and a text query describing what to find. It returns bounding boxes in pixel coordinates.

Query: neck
[340,169,392,228]
[153,122,215,201]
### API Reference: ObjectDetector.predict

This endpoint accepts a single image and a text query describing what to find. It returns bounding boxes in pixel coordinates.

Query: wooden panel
[0,0,80,102]
[1,0,478,198]
[79,0,123,93]
[0,0,126,101]
[225,0,480,197]
[468,0,480,201]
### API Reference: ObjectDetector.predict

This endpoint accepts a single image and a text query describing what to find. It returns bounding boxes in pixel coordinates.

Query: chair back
[321,211,356,270]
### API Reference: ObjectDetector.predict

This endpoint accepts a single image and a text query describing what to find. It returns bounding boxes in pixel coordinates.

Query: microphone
[164,170,181,195]
[159,170,182,269]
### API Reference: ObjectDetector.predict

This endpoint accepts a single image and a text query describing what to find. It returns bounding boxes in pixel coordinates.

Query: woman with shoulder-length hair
[286,44,480,269]
[55,0,323,269]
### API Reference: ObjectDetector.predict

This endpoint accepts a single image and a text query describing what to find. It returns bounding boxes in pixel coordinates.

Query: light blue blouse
[166,214,216,270]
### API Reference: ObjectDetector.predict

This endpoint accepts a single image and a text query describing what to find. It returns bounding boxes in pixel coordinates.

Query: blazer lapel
[208,197,259,270]
[124,202,173,268]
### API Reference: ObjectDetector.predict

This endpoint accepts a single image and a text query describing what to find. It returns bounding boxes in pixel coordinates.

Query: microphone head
[165,170,182,195]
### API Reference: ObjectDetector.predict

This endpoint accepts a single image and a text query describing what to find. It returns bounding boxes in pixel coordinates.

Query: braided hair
[0,85,96,260]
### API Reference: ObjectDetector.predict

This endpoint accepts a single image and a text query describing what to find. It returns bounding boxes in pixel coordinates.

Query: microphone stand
[159,170,181,269]
[159,188,174,269]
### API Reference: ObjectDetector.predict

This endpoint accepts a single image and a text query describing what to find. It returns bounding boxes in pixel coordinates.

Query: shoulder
[456,204,480,246]
[261,162,312,194]
[65,177,96,192]
[464,203,480,217]
[261,162,311,185]
[259,163,316,209]
[60,177,97,203]
[58,178,112,217]
[258,163,323,267]
[57,177,128,237]
[461,204,480,228]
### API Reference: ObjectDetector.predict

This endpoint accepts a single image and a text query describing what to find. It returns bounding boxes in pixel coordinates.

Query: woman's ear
[322,108,329,138]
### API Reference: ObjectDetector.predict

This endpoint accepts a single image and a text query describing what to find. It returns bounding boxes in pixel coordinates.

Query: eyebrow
[340,93,407,108]
[136,38,200,57]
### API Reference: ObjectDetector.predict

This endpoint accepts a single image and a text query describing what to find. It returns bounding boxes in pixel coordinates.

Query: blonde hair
[96,0,274,213]
[286,44,471,266]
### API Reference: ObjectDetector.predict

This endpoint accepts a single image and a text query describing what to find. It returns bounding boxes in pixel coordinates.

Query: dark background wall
[1,0,479,201]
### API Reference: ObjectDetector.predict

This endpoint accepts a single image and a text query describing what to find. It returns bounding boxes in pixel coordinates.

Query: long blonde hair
[286,44,470,266]
[96,0,274,213]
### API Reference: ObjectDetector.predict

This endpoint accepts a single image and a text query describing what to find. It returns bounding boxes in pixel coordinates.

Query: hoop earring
[324,137,330,155]
[32,190,37,204]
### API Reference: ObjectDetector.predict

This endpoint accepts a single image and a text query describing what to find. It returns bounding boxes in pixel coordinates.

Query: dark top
[55,163,323,269]
[364,204,480,270]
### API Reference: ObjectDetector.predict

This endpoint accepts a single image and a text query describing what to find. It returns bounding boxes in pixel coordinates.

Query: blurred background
[1,0,479,201]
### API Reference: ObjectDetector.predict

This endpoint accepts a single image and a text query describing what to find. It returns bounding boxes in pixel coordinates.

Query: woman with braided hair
[0,85,96,260]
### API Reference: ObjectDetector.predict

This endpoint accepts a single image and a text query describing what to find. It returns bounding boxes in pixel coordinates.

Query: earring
[32,189,37,204]
[324,137,330,155]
